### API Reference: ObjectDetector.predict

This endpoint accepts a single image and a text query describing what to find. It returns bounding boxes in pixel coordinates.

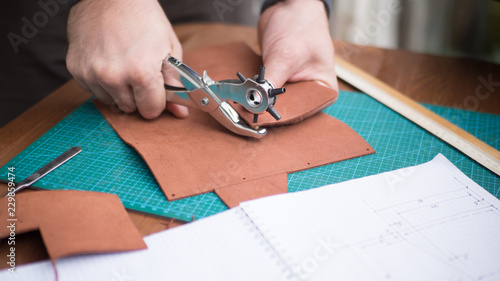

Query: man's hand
[258,0,338,90]
[66,0,188,119]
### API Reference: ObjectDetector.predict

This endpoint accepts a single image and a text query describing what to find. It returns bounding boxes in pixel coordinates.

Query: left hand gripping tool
[163,56,286,139]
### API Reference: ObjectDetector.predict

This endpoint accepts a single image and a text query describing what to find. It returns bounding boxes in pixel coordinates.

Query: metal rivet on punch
[201,98,209,106]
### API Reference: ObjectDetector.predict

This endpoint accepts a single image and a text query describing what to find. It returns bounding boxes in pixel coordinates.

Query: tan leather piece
[0,190,146,261]
[214,173,288,208]
[95,101,374,202]
[181,42,339,127]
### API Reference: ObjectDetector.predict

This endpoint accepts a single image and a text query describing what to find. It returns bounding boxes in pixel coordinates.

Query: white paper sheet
[241,154,500,280]
[3,154,499,281]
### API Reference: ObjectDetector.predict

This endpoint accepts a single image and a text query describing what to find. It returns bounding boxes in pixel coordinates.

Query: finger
[308,45,339,91]
[162,62,190,118]
[89,60,138,113]
[319,73,339,91]
[262,47,301,88]
[130,70,166,119]
[306,59,339,91]
[86,82,114,105]
[287,66,339,91]
[169,31,183,59]
[163,38,189,118]
[331,77,339,91]
[310,76,339,91]
[72,72,113,104]
[166,103,189,118]
[74,77,93,94]
[99,81,136,113]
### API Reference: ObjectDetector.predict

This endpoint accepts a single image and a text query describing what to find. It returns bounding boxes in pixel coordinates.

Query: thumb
[262,48,300,88]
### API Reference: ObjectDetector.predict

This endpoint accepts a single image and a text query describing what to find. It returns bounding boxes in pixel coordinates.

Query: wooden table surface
[1,23,499,269]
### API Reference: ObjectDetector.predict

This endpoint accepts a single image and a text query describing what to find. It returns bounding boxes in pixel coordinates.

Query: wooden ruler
[335,56,500,177]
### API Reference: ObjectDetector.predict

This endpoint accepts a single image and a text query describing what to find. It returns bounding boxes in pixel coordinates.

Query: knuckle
[113,96,136,113]
[129,68,155,86]
[66,56,86,80]
[119,103,137,113]
[92,63,124,88]
[134,90,156,106]
[65,58,78,76]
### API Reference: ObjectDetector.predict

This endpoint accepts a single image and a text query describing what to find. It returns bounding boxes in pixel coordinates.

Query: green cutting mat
[1,91,499,221]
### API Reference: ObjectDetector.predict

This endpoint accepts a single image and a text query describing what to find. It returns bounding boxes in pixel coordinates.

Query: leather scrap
[0,190,146,261]
[94,42,375,207]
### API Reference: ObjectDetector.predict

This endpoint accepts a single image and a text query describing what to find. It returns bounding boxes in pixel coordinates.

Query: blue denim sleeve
[261,0,332,17]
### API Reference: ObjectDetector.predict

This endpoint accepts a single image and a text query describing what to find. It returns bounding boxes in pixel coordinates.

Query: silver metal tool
[163,56,286,138]
[3,146,82,197]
